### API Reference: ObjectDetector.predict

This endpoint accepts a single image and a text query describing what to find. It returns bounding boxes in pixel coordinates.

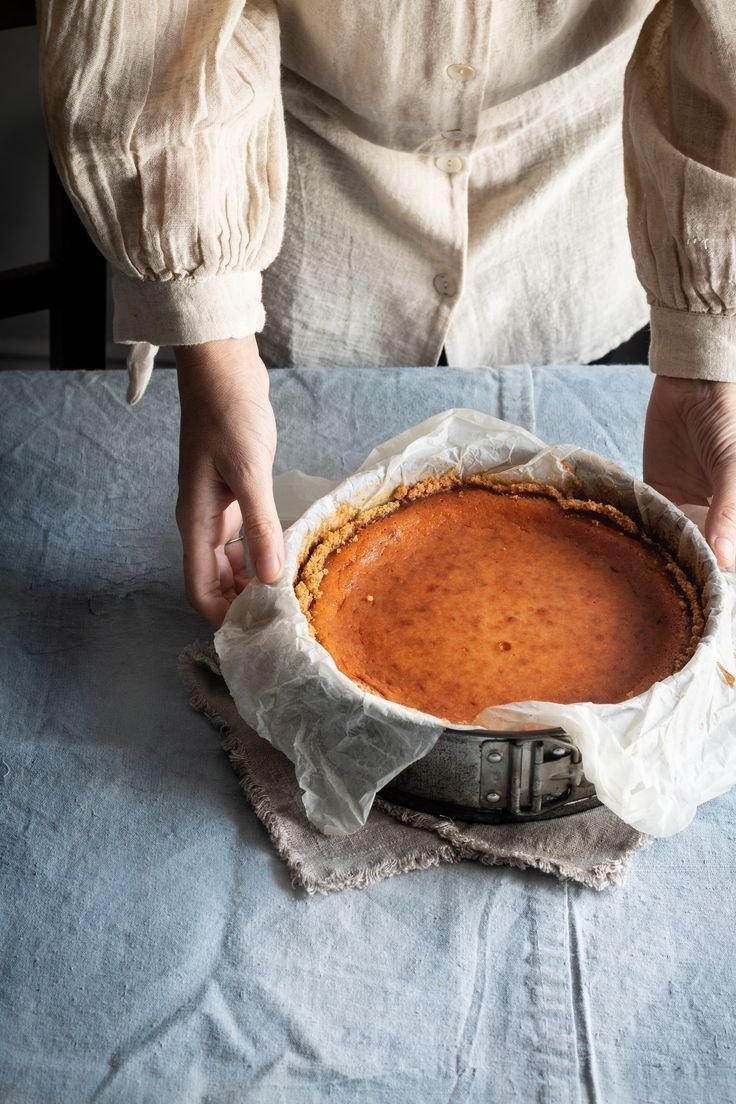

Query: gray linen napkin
[179,642,651,893]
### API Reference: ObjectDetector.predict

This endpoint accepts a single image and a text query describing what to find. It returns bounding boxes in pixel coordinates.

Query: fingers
[179,513,232,629]
[178,475,284,627]
[705,462,736,569]
[177,495,246,629]
[223,505,250,595]
[233,464,285,585]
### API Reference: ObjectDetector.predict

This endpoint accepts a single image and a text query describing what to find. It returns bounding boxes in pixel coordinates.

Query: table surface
[1,366,735,1104]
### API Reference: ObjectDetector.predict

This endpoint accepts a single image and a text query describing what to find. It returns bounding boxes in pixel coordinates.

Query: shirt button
[446,62,476,82]
[435,155,464,174]
[434,274,457,297]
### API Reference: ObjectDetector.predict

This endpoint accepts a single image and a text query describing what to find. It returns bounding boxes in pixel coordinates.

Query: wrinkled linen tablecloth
[1,366,735,1104]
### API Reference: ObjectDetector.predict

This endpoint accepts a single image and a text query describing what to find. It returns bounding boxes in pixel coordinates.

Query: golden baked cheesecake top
[296,477,703,725]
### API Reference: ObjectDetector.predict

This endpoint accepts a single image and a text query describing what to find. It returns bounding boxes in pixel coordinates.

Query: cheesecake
[296,476,703,724]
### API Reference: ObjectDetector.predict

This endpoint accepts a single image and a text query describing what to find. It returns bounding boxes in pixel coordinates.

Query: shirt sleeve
[37,0,287,348]
[624,0,736,381]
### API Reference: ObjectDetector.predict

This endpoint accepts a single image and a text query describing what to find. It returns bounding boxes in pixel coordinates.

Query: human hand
[644,376,736,568]
[175,336,284,628]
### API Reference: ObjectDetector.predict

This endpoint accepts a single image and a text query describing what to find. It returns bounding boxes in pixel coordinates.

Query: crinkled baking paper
[216,409,736,838]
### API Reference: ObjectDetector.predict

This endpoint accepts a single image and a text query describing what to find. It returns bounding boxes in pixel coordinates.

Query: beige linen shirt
[38,1,736,388]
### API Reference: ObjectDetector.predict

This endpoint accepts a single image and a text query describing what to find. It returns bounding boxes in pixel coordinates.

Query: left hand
[175,336,284,628]
[644,376,736,569]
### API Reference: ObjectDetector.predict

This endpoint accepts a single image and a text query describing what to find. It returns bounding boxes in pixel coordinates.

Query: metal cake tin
[380,725,600,823]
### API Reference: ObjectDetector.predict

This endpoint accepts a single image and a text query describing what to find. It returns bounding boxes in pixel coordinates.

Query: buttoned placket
[430,21,493,365]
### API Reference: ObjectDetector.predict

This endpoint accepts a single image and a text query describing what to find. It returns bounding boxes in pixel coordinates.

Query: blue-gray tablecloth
[1,366,734,1103]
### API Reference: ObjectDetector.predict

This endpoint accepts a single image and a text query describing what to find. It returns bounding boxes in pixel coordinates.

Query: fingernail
[713,536,735,567]
[256,553,282,583]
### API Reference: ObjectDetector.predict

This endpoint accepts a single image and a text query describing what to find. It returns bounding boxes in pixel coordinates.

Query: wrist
[174,335,260,373]
[175,336,267,404]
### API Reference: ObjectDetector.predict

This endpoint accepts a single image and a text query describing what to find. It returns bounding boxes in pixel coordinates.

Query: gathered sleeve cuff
[649,304,736,382]
[112,271,265,347]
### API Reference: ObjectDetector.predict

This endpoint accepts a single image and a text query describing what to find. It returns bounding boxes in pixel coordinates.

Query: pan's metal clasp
[480,730,584,816]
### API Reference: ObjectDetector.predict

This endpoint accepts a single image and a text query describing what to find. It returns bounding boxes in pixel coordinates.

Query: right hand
[175,336,284,628]
[644,376,736,569]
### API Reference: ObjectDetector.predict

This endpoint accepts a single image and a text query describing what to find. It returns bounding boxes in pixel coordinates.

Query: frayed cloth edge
[374,798,651,892]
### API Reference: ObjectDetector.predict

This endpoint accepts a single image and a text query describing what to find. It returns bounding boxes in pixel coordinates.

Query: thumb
[234,462,285,585]
[705,462,736,569]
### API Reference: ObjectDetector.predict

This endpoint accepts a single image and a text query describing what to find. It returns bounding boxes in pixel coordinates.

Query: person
[37,1,736,627]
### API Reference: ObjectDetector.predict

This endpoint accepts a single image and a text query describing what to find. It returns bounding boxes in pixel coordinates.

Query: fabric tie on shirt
[126,342,159,406]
